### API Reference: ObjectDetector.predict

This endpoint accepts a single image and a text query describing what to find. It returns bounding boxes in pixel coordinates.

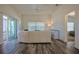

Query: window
[28,22,45,31]
[3,16,7,33]
[67,22,74,31]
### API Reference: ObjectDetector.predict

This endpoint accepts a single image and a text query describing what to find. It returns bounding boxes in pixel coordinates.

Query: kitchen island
[18,31,51,43]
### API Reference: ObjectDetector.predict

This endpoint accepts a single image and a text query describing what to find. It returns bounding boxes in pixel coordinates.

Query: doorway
[65,11,75,48]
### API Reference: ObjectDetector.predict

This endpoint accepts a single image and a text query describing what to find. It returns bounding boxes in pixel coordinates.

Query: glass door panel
[8,18,17,40]
[3,16,17,41]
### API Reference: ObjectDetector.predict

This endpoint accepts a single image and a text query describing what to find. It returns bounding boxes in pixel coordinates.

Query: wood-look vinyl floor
[0,39,79,54]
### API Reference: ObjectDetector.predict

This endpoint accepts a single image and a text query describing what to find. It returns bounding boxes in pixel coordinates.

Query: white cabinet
[51,30,60,39]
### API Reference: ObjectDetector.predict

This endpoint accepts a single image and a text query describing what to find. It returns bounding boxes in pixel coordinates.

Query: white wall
[74,9,79,49]
[0,5,21,44]
[0,14,3,44]
[21,14,52,30]
[0,5,21,19]
[51,12,65,40]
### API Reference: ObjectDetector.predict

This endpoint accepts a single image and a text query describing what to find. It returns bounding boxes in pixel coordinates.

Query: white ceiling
[11,4,60,15]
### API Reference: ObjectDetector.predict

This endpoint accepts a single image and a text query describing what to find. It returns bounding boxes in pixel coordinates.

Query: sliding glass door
[8,17,17,40]
[3,16,17,41]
